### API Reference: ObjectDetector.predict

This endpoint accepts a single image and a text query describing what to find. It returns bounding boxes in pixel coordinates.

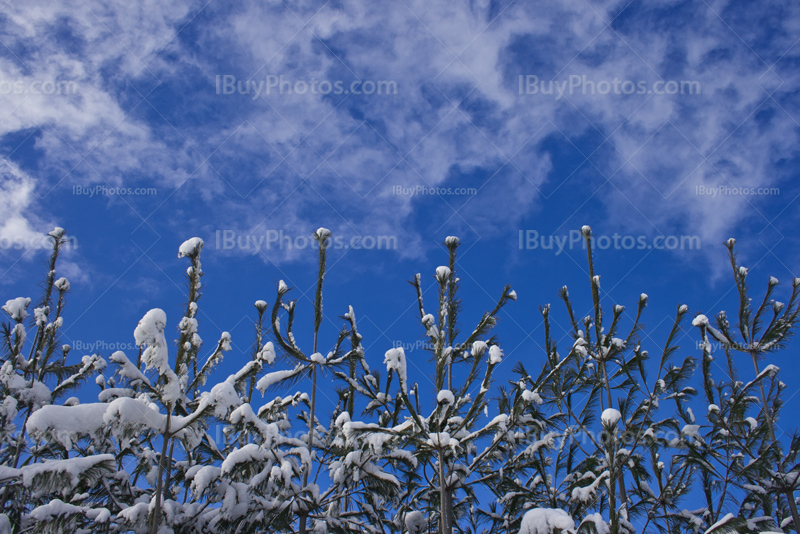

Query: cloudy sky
[1,0,799,438]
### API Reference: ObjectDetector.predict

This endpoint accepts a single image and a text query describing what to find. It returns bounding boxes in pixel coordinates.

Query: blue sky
[1,0,800,437]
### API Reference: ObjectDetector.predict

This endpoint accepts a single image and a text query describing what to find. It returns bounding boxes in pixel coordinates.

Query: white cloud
[0,0,797,267]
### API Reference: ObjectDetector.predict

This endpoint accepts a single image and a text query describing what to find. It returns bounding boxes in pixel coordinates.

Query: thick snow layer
[196,380,241,418]
[2,297,30,321]
[601,408,621,426]
[405,511,425,533]
[257,341,276,364]
[580,513,609,534]
[472,340,488,356]
[522,390,543,404]
[27,403,109,449]
[221,444,269,475]
[437,389,455,405]
[22,454,114,496]
[314,227,332,241]
[682,424,701,439]
[54,277,70,291]
[384,347,407,394]
[178,237,204,258]
[257,370,297,393]
[435,266,451,282]
[426,432,458,449]
[488,345,503,365]
[519,508,575,534]
[104,397,167,433]
[109,351,150,386]
[692,314,709,327]
[134,309,169,375]
[29,499,84,521]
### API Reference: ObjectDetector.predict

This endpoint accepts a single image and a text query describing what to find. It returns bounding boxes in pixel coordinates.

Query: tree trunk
[150,414,171,534]
[438,448,452,534]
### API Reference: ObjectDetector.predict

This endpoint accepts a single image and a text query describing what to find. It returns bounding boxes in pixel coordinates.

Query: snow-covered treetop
[178,237,204,258]
[2,297,30,321]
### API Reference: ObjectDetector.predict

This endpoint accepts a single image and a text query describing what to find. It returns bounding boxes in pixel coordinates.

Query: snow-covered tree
[2,225,799,534]
[481,226,699,534]
[689,238,800,534]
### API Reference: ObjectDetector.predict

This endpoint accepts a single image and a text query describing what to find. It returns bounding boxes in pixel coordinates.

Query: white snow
[2,297,30,321]
[178,237,204,258]
[22,455,114,497]
[257,341,276,364]
[134,309,169,374]
[426,432,458,449]
[519,508,575,534]
[27,403,109,449]
[383,347,408,394]
[109,351,150,386]
[435,266,451,282]
[197,380,241,418]
[601,408,621,426]
[522,390,543,405]
[54,277,70,292]
[580,513,610,534]
[221,444,269,475]
[310,352,325,364]
[692,314,709,327]
[314,227,332,241]
[682,424,701,439]
[104,397,167,434]
[488,345,503,365]
[405,511,426,533]
[705,513,735,533]
[257,370,297,393]
[437,389,455,405]
[48,227,65,239]
[29,499,84,521]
